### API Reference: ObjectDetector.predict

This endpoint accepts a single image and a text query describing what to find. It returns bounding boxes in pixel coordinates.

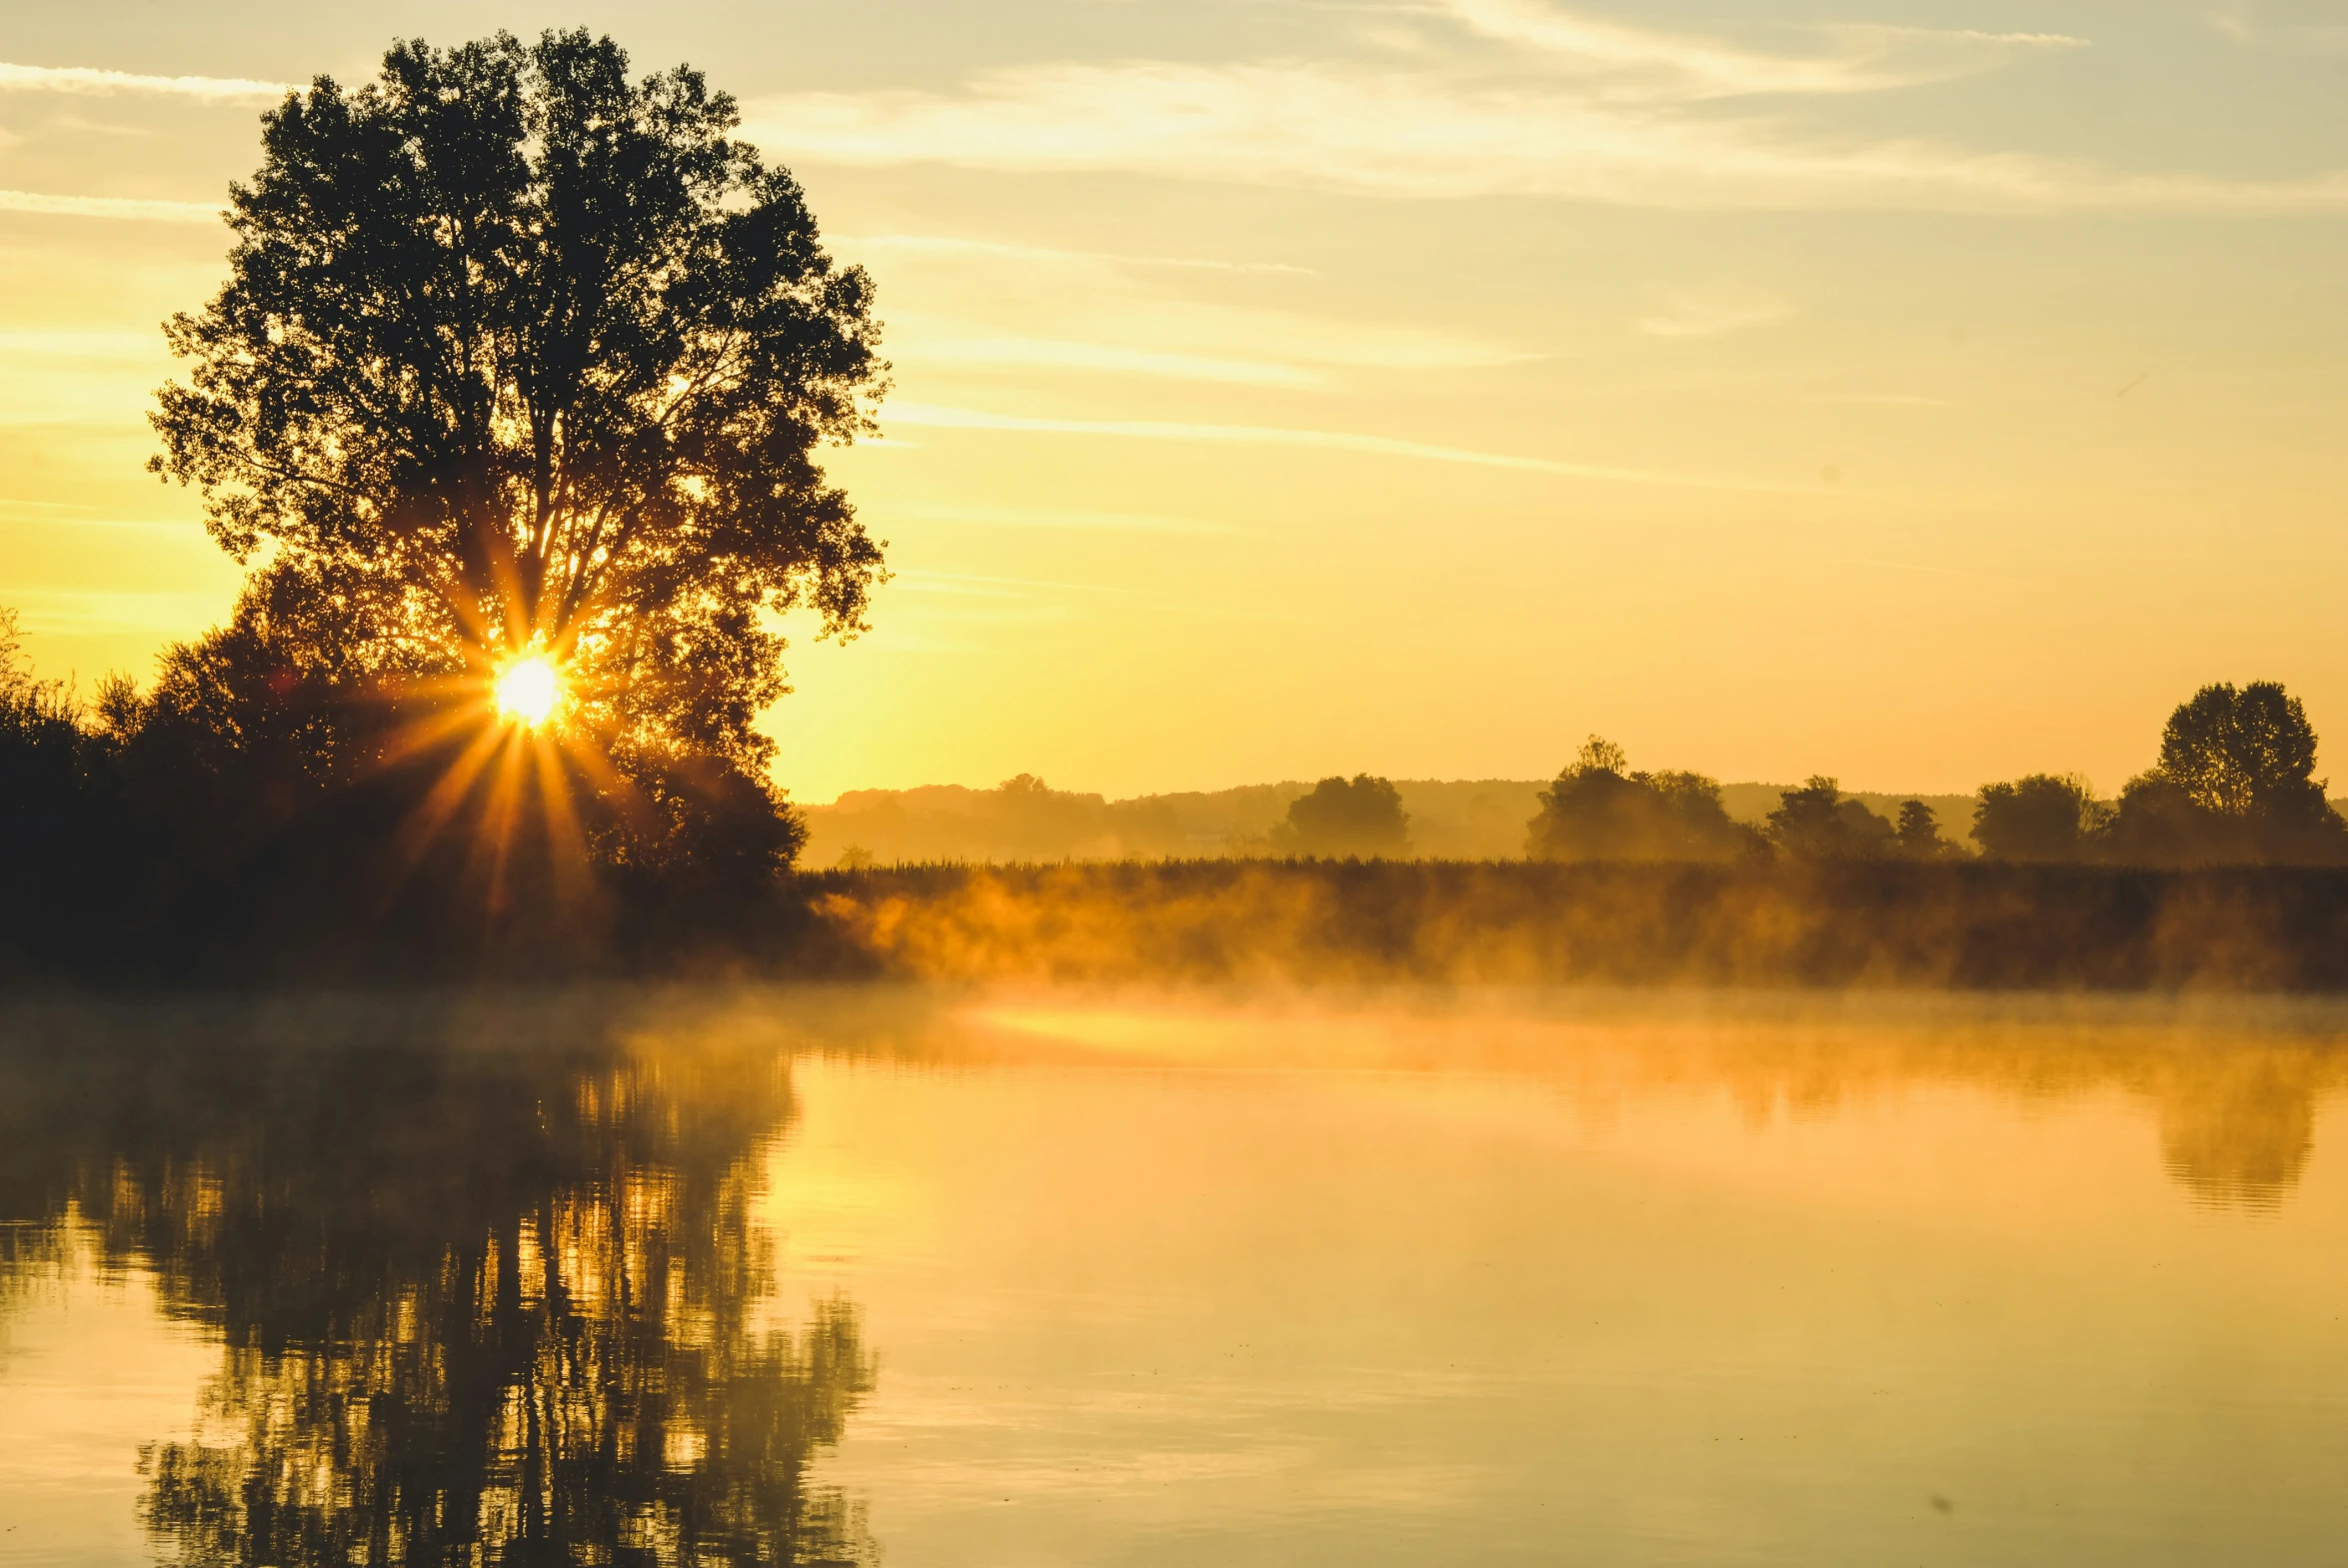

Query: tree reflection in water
[0,996,875,1567]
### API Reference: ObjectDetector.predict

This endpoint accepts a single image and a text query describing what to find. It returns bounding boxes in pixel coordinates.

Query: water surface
[2,988,2345,1565]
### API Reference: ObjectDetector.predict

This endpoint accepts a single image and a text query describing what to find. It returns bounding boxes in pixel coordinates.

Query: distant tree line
[1525,681,2348,866]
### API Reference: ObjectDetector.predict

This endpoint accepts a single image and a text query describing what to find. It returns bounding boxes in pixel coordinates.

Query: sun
[493,655,564,728]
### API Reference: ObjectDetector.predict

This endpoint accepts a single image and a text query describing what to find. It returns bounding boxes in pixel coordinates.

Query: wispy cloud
[838,232,1312,276]
[899,502,1242,536]
[743,2,2347,216]
[0,61,292,103]
[1638,286,1796,338]
[0,188,219,222]
[887,309,1529,389]
[897,568,1128,597]
[1431,0,2084,101]
[3,587,225,633]
[884,400,1813,493]
[900,329,1329,389]
[0,330,165,358]
[746,60,2348,213]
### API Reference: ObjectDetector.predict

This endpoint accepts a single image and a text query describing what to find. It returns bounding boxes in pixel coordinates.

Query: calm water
[2,987,2345,1566]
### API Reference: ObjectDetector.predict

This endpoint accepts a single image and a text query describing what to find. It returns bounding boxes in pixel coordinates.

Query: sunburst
[365,637,640,916]
[494,655,565,728]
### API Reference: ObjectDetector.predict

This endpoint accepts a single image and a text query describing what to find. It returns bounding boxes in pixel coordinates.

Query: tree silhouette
[1893,799,1954,859]
[2157,683,2321,818]
[2101,682,2348,863]
[1765,777,1892,859]
[144,30,886,883]
[1971,774,2101,861]
[1523,736,1755,861]
[1274,774,1410,857]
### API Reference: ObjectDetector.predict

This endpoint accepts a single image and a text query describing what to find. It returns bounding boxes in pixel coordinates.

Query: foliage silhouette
[1972,774,2102,862]
[0,999,875,1565]
[1765,777,1894,859]
[1272,774,1410,857]
[2095,683,2348,865]
[1524,737,1757,861]
[2158,683,2323,818]
[149,29,885,783]
[1893,799,1954,859]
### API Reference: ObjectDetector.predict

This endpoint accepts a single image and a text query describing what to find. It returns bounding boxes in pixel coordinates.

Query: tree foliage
[1893,799,1953,859]
[1972,774,2101,862]
[1524,737,1755,862]
[1275,774,1410,857]
[2155,683,2327,821]
[148,29,887,784]
[1765,777,1894,859]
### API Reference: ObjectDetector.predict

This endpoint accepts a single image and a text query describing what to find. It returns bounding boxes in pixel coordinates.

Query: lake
[2,987,2344,1565]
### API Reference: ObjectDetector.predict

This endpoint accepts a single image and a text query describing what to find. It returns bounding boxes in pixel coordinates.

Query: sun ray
[386,723,511,881]
[471,728,531,913]
[531,734,598,906]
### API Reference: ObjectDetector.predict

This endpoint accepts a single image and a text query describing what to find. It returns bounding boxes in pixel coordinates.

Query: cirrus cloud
[745,58,2348,213]
[0,61,292,103]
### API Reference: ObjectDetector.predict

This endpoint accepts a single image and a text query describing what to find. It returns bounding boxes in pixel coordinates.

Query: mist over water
[3,985,2346,1565]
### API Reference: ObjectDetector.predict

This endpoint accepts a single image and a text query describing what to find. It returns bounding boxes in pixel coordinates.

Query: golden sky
[3,1,2345,801]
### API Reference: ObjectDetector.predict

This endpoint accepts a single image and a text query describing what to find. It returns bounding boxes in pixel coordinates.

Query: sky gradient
[3,0,2344,801]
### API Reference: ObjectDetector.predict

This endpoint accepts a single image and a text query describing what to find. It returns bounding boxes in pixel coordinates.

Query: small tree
[1274,775,1409,857]
[1972,775,2101,861]
[1893,799,1953,859]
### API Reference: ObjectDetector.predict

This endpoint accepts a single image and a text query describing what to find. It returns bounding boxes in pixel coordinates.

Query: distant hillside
[799,778,1982,867]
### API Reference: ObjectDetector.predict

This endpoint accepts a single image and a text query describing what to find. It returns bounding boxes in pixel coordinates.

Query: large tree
[2155,682,2324,821]
[2099,681,2348,863]
[149,29,886,789]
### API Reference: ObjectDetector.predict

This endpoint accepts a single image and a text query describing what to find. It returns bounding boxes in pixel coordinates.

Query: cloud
[0,188,219,222]
[886,304,1530,389]
[0,61,292,103]
[1638,287,1796,338]
[897,327,1330,389]
[898,502,1241,536]
[1429,0,2085,101]
[745,60,2348,213]
[883,400,1811,493]
[2204,7,2254,45]
[838,232,1312,276]
[3,587,226,633]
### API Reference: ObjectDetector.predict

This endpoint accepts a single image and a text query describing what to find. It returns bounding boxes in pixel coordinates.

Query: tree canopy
[2154,683,2326,822]
[1765,777,1893,859]
[1275,775,1410,857]
[149,29,886,784]
[1524,737,1753,862]
[1972,774,2101,862]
